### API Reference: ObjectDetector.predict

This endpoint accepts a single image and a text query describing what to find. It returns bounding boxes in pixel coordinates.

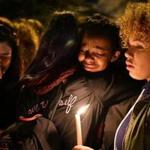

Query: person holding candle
[73,2,150,150]
[26,13,142,150]
[0,12,143,150]
[72,14,143,150]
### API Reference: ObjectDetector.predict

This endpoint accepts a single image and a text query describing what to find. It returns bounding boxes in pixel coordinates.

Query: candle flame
[77,104,90,115]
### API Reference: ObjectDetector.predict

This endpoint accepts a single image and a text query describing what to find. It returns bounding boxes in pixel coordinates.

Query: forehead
[82,35,112,50]
[0,42,12,54]
[129,33,150,48]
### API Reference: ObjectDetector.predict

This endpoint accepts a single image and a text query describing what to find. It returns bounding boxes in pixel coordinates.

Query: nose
[125,49,133,60]
[84,51,94,63]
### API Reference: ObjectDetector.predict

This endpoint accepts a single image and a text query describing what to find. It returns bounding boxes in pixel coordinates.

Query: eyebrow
[135,45,144,49]
[128,41,146,48]
[129,44,145,49]
[95,45,110,51]
[0,52,11,55]
[82,43,110,50]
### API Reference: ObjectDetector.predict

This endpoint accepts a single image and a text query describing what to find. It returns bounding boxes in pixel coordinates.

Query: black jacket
[0,79,19,129]
[1,66,143,150]
[14,66,141,150]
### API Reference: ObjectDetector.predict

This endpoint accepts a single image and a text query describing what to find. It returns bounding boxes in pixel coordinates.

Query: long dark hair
[0,23,21,85]
[22,11,81,95]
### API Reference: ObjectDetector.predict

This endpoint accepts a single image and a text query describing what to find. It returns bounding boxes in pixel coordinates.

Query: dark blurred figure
[0,17,21,129]
[0,11,81,150]
[19,11,80,95]
[13,18,43,77]
[21,18,44,37]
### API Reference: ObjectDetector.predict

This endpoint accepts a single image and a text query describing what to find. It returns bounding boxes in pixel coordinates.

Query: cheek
[78,54,84,62]
[97,58,110,67]
[135,54,149,68]
[130,55,150,80]
[95,59,110,71]
[100,63,109,70]
[1,58,11,71]
[138,61,150,77]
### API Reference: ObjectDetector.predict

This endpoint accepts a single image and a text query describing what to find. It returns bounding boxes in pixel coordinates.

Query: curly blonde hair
[117,3,150,49]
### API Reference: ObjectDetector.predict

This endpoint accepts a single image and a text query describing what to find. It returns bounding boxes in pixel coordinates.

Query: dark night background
[0,0,149,24]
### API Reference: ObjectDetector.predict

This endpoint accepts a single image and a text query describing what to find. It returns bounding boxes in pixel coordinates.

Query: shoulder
[17,85,39,116]
[101,70,143,106]
[63,71,114,104]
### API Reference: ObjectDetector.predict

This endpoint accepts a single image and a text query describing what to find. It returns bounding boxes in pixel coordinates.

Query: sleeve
[102,74,143,107]
[101,96,136,149]
[16,85,38,118]
[95,73,143,149]
[0,117,63,150]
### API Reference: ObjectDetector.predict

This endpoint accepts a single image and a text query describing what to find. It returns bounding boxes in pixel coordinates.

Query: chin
[84,68,98,73]
[129,72,144,80]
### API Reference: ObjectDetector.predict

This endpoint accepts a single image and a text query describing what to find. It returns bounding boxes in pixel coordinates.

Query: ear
[111,51,121,62]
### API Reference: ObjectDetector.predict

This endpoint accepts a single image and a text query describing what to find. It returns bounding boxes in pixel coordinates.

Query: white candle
[75,104,90,145]
[75,113,82,145]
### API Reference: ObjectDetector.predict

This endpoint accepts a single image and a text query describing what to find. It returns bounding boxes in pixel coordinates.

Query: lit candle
[75,104,90,145]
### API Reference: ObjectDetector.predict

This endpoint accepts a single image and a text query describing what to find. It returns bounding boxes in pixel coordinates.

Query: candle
[75,113,82,145]
[75,104,90,145]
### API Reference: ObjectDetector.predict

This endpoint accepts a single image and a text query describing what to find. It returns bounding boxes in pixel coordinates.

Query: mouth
[126,61,134,70]
[83,63,95,69]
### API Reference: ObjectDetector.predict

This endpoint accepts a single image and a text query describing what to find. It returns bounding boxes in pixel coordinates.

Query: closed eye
[79,49,86,54]
[92,53,108,58]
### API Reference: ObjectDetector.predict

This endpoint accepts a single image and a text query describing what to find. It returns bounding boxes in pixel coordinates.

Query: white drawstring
[114,89,145,150]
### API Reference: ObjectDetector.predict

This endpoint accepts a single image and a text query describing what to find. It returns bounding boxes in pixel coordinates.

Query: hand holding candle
[75,104,90,145]
[72,145,94,150]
